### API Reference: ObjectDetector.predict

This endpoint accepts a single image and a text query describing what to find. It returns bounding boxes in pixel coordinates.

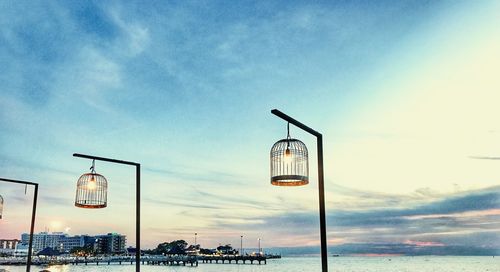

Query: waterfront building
[0,247,14,256]
[61,235,96,252]
[20,232,125,254]
[94,233,126,255]
[0,239,20,256]
[21,232,65,253]
[14,243,28,257]
[0,239,20,250]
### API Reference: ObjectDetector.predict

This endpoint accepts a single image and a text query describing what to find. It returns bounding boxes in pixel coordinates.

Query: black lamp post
[73,153,141,272]
[270,109,328,272]
[0,178,39,272]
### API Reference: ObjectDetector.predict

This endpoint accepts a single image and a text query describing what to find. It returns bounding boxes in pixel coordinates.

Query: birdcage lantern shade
[75,173,108,209]
[0,194,3,219]
[270,138,309,186]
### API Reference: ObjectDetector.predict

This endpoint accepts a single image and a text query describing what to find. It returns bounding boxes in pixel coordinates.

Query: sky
[0,0,499,255]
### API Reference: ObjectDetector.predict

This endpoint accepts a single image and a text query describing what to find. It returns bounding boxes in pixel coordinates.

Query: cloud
[143,197,224,210]
[404,240,444,247]
[144,165,248,185]
[470,156,500,160]
[218,186,500,250]
[340,187,498,228]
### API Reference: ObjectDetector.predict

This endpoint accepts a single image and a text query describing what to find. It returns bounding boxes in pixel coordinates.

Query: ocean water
[1,256,499,272]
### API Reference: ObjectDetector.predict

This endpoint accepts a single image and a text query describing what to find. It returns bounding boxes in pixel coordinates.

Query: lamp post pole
[240,235,243,255]
[73,153,141,272]
[195,233,197,245]
[258,238,261,254]
[0,178,39,272]
[271,109,328,272]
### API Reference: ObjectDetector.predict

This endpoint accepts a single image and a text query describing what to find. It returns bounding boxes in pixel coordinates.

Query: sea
[1,256,499,272]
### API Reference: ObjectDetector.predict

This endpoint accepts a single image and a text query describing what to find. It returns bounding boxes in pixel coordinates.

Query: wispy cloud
[470,156,500,160]
[218,186,500,248]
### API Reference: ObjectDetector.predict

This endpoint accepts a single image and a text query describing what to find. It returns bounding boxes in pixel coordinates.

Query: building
[94,233,126,255]
[14,243,29,257]
[0,239,20,256]
[21,232,65,253]
[20,232,124,254]
[60,235,96,252]
[0,239,20,250]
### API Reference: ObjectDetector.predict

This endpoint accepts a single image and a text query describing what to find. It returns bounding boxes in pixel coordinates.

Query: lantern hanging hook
[90,159,96,174]
[286,122,291,151]
[287,122,290,139]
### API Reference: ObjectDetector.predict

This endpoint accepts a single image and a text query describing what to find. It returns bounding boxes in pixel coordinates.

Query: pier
[199,255,268,264]
[70,256,198,266]
[0,256,198,267]
[0,254,280,266]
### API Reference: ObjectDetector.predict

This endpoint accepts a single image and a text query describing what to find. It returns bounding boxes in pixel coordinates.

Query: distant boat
[332,254,340,257]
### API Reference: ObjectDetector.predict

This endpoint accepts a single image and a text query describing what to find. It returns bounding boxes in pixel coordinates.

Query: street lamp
[0,178,39,272]
[195,233,197,245]
[258,238,261,254]
[73,153,141,272]
[240,235,243,256]
[270,109,328,272]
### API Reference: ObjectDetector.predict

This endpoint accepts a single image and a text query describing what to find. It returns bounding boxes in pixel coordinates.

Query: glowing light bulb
[87,175,97,190]
[284,148,292,163]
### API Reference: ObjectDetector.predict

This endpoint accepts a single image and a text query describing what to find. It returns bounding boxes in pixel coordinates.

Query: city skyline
[0,1,499,254]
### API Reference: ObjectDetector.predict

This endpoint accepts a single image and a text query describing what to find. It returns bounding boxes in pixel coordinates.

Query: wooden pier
[199,255,268,264]
[0,254,280,267]
[70,256,198,266]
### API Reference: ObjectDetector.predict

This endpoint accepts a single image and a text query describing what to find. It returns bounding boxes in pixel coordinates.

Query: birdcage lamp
[270,123,309,186]
[75,160,108,208]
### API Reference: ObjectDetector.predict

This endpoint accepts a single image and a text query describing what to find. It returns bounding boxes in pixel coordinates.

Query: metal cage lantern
[270,123,309,186]
[0,194,3,219]
[75,160,107,209]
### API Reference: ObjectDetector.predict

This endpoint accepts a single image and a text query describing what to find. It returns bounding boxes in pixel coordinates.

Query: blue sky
[0,0,499,254]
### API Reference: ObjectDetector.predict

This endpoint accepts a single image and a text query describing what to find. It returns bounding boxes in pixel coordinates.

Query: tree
[153,240,188,255]
[217,244,237,255]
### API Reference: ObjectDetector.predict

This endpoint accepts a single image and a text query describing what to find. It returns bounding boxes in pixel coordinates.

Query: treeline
[144,240,188,255]
[144,240,239,255]
[71,239,240,257]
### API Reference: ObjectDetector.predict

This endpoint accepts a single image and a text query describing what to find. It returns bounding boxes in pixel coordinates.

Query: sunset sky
[0,0,499,254]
